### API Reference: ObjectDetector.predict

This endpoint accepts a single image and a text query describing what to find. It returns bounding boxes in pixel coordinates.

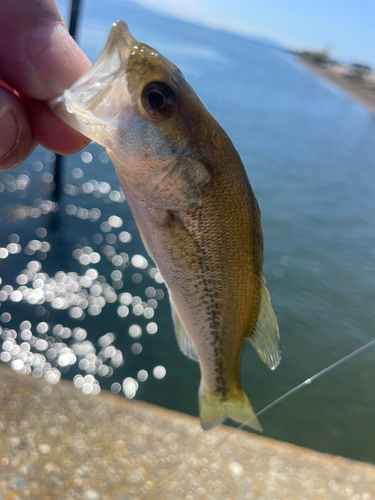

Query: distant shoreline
[298,58,375,115]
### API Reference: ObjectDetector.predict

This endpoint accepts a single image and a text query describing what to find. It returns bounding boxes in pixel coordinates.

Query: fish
[48,20,281,431]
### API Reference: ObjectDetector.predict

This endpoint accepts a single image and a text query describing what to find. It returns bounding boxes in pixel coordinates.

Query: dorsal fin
[170,298,199,362]
[247,276,281,370]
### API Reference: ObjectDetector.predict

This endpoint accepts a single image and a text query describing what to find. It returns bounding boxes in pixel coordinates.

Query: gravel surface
[0,364,374,500]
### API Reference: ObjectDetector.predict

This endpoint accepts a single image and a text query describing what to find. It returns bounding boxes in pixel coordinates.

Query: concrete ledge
[0,365,374,500]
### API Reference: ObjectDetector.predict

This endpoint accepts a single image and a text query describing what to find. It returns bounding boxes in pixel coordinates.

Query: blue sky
[56,0,375,67]
[134,0,375,67]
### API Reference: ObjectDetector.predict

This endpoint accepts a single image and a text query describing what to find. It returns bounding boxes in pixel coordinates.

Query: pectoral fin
[170,298,199,362]
[135,222,153,260]
[248,276,281,370]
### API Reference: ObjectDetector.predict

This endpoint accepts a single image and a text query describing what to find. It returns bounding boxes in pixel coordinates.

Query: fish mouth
[48,20,136,144]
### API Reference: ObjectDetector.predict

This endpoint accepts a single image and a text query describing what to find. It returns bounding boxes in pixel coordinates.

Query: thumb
[0,0,91,100]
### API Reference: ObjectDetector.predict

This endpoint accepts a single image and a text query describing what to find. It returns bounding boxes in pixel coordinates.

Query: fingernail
[0,106,18,161]
[26,23,90,99]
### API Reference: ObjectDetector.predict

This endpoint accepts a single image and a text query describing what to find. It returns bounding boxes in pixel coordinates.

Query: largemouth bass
[49,21,280,431]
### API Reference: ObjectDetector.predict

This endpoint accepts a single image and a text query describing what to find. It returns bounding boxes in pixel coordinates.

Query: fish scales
[48,20,280,430]
[124,134,261,394]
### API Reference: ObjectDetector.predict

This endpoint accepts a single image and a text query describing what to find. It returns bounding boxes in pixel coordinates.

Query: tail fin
[198,385,262,431]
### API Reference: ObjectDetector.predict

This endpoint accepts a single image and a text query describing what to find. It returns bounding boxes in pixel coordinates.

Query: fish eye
[141,81,175,119]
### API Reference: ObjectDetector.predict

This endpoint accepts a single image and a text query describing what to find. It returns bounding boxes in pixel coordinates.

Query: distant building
[363,72,375,88]
[326,63,351,75]
[349,63,372,78]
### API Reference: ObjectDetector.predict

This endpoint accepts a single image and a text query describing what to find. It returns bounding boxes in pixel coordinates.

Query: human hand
[0,0,91,171]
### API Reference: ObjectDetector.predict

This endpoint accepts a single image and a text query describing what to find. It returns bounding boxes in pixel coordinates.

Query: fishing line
[214,338,375,448]
[157,338,375,487]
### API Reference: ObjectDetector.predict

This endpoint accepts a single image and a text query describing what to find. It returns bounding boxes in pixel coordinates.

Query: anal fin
[170,298,199,362]
[248,276,281,370]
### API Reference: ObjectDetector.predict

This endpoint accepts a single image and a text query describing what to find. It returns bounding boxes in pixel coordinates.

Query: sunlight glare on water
[0,147,168,403]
